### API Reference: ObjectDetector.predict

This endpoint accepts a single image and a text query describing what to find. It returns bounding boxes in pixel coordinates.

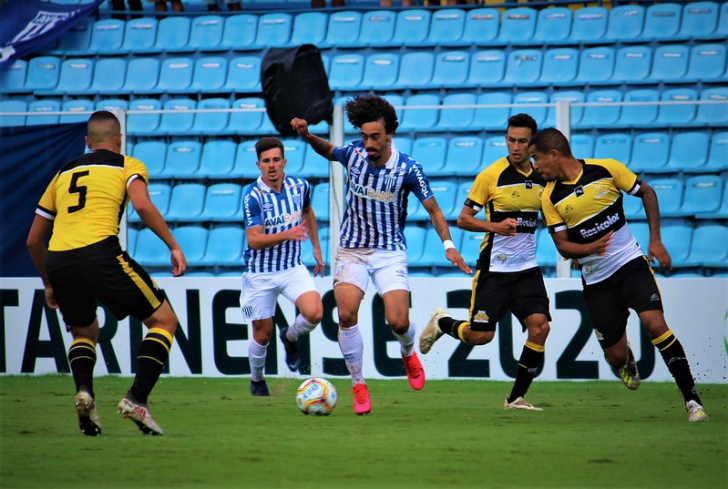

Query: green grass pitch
[1,375,726,489]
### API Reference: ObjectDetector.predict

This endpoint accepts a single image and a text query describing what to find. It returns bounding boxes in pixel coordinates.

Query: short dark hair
[507,113,538,135]
[529,128,573,157]
[87,110,120,144]
[255,137,284,160]
[344,94,399,134]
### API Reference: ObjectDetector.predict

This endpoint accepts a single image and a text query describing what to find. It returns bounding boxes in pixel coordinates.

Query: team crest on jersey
[496,253,507,262]
[565,204,574,214]
[575,186,584,197]
[293,194,302,206]
[472,311,490,323]
[511,190,520,198]
[383,173,399,191]
[349,165,362,176]
[525,180,533,189]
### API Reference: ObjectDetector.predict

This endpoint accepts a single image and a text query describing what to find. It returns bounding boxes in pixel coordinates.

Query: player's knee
[468,330,494,345]
[337,310,358,328]
[304,309,323,325]
[531,321,551,342]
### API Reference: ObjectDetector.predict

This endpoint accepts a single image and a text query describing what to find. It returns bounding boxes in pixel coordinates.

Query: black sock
[508,342,544,403]
[653,330,702,405]
[68,338,97,399]
[131,328,173,404]
[438,317,468,340]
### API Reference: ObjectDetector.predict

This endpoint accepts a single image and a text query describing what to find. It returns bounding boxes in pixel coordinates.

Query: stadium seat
[393,135,412,156]
[465,50,505,87]
[459,231,485,268]
[665,132,710,173]
[89,58,126,94]
[545,91,585,127]
[498,7,536,45]
[52,17,93,54]
[392,9,431,46]
[154,17,191,52]
[24,56,60,91]
[570,134,594,159]
[655,88,698,126]
[128,183,171,222]
[679,174,724,217]
[220,14,257,50]
[382,93,405,125]
[127,98,161,135]
[406,194,426,222]
[289,11,328,47]
[231,140,259,179]
[126,227,137,256]
[575,47,615,84]
[513,91,548,127]
[192,98,230,135]
[328,54,364,90]
[198,140,237,178]
[423,180,458,219]
[686,43,727,82]
[482,135,508,164]
[26,100,61,126]
[49,58,93,95]
[199,183,243,221]
[360,53,399,90]
[279,139,307,175]
[188,15,223,51]
[298,143,329,179]
[699,181,728,219]
[594,133,632,164]
[629,221,650,254]
[629,133,670,173]
[89,19,124,54]
[190,56,227,92]
[223,56,261,93]
[134,228,171,266]
[0,100,27,127]
[502,49,542,85]
[160,141,202,179]
[122,57,160,93]
[539,48,578,85]
[579,90,623,129]
[394,51,435,89]
[255,13,292,48]
[472,92,511,130]
[420,227,464,267]
[623,194,645,220]
[660,221,693,267]
[157,98,196,135]
[532,7,572,44]
[311,183,330,222]
[165,183,206,221]
[460,8,499,45]
[684,224,728,268]
[641,3,682,41]
[403,226,427,263]
[612,45,653,84]
[705,132,728,171]
[324,11,362,48]
[60,99,93,123]
[446,136,484,177]
[172,226,208,264]
[617,89,659,128]
[156,57,193,93]
[226,97,264,134]
[678,1,719,39]
[132,141,167,178]
[695,88,728,126]
[398,94,440,132]
[427,8,466,46]
[450,181,472,220]
[358,10,396,47]
[649,45,689,82]
[95,98,128,113]
[714,2,728,39]
[605,5,645,43]
[121,17,158,53]
[649,178,684,217]
[411,137,448,176]
[435,93,476,132]
[0,59,27,93]
[200,225,245,266]
[431,51,470,88]
[569,6,608,43]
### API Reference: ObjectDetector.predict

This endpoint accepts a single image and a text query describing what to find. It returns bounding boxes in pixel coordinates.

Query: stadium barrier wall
[1,277,726,384]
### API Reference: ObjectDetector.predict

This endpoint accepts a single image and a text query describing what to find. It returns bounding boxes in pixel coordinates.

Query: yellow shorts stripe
[525,341,545,353]
[117,254,162,310]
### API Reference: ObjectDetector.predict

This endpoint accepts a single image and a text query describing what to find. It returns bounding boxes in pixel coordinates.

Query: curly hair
[344,95,399,134]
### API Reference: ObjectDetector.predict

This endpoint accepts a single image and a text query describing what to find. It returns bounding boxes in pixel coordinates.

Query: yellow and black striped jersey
[541,158,644,284]
[464,157,545,272]
[36,149,147,252]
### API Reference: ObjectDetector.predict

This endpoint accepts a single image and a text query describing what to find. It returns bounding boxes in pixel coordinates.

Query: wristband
[443,239,456,251]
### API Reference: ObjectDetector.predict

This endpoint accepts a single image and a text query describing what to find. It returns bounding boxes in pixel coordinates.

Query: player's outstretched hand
[648,239,672,271]
[171,248,187,277]
[291,118,309,137]
[287,224,310,242]
[446,248,472,275]
[312,248,325,278]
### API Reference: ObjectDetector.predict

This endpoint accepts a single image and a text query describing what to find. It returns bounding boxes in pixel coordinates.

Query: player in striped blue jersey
[292,95,472,415]
[240,138,325,397]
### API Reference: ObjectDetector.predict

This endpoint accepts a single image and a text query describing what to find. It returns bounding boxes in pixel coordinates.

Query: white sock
[249,339,267,382]
[338,325,365,385]
[287,314,318,341]
[393,321,416,357]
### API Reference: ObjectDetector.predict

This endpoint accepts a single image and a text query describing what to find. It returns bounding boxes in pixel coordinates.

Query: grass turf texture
[1,376,726,489]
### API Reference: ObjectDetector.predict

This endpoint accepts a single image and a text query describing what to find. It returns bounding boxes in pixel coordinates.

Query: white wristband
[443,239,456,251]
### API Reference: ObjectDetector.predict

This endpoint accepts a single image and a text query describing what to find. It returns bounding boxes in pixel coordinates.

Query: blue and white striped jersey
[331,139,433,250]
[242,175,311,273]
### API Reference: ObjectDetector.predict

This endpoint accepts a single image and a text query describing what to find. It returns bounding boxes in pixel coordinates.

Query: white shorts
[240,265,317,321]
[333,247,409,296]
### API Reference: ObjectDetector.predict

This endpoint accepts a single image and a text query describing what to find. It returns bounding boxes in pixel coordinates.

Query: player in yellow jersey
[26,111,187,436]
[529,127,708,423]
[420,114,551,411]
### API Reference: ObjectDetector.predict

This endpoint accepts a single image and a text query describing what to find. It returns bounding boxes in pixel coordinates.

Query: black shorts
[47,237,165,328]
[468,267,551,332]
[582,256,663,349]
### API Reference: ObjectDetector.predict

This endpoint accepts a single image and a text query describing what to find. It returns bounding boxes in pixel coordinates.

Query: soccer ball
[296,378,337,416]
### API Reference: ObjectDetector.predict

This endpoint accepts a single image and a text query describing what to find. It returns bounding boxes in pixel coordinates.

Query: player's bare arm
[302,205,325,277]
[635,181,672,270]
[456,206,518,236]
[246,223,309,250]
[552,230,613,259]
[26,215,58,308]
[422,197,472,274]
[290,118,335,160]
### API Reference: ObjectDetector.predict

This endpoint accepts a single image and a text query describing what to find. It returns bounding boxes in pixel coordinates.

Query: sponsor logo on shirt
[264,211,302,227]
[350,181,396,202]
[579,212,620,239]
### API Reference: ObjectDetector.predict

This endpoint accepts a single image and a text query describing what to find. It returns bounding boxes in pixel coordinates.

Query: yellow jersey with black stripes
[36,149,148,252]
[540,158,644,284]
[464,157,546,272]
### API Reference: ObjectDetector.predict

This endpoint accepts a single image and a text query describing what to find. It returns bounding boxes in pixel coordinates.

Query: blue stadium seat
[482,135,508,164]
[227,97,264,134]
[575,47,615,84]
[158,98,196,135]
[660,221,693,267]
[431,51,470,88]
[360,53,399,91]
[193,98,230,135]
[630,132,670,173]
[655,88,698,126]
[398,94,440,132]
[89,19,124,54]
[406,195,426,222]
[127,98,161,135]
[335,95,356,134]
[422,180,457,219]
[502,49,542,85]
[51,17,93,54]
[25,56,60,91]
[427,8,466,46]
[26,100,61,126]
[695,88,728,126]
[324,11,362,48]
[411,137,448,176]
[188,15,223,51]
[220,14,257,50]
[459,231,485,268]
[0,100,27,127]
[539,48,578,85]
[190,56,227,92]
[128,183,171,222]
[420,227,464,267]
[513,91,548,127]
[160,141,202,179]
[165,183,206,221]
[132,141,167,178]
[705,132,728,171]
[570,134,594,159]
[435,93,476,132]
[699,181,728,219]
[198,140,237,178]
[89,58,126,94]
[157,57,193,93]
[605,5,645,43]
[255,13,292,48]
[299,143,328,179]
[629,221,650,254]
[280,139,307,175]
[617,89,659,128]
[289,11,328,47]
[134,228,171,266]
[393,135,412,156]
[154,17,191,52]
[641,3,682,41]
[612,45,652,84]
[126,227,137,256]
[394,51,435,89]
[679,174,724,217]
[121,17,158,53]
[532,7,572,44]
[498,7,536,45]
[223,56,261,93]
[684,224,728,268]
[678,1,719,39]
[579,90,623,129]
[199,183,243,221]
[649,45,689,82]
[252,108,275,136]
[545,91,585,127]
[536,228,559,268]
[358,10,396,47]
[461,8,499,45]
[122,58,159,93]
[465,50,505,87]
[715,2,728,39]
[95,98,128,113]
[311,183,330,222]
[403,226,427,263]
[569,6,608,43]
[665,132,709,173]
[594,133,632,164]
[449,181,472,220]
[200,226,245,266]
[649,178,684,217]
[686,43,727,82]
[392,9,431,47]
[383,93,405,126]
[60,99,93,123]
[446,136,484,177]
[623,194,645,220]
[232,140,259,179]
[328,54,364,90]
[472,92,511,131]
[0,59,27,93]
[50,58,93,95]
[173,226,208,264]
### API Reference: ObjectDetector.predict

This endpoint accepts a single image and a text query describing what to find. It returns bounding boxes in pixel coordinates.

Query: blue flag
[0,0,103,70]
